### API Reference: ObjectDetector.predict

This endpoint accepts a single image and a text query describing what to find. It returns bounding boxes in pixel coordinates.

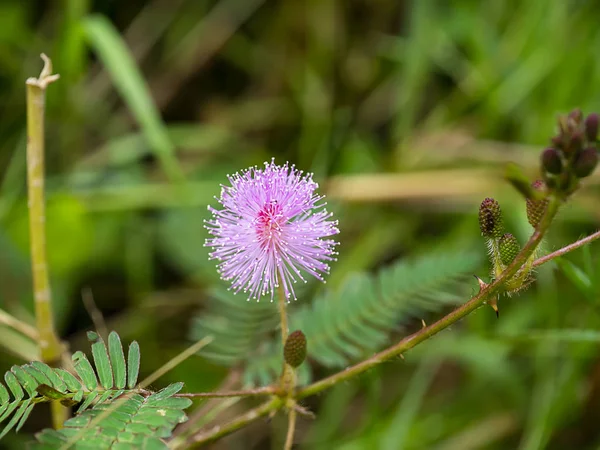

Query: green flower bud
[498,233,520,266]
[541,148,562,174]
[573,147,598,178]
[526,180,549,228]
[284,330,307,368]
[585,113,599,143]
[478,198,503,238]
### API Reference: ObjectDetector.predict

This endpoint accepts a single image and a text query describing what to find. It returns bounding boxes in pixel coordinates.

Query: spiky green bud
[478,198,503,238]
[283,330,307,368]
[498,233,520,266]
[573,147,598,178]
[526,180,548,228]
[585,113,599,143]
[541,147,562,174]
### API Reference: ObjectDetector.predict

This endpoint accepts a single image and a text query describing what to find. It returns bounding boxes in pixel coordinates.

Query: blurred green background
[1,0,600,449]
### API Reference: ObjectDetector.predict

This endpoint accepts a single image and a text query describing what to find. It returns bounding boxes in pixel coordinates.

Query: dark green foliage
[0,331,190,447]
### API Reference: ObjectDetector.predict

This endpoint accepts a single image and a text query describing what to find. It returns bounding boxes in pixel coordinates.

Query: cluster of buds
[543,109,599,195]
[478,198,536,315]
[478,109,599,315]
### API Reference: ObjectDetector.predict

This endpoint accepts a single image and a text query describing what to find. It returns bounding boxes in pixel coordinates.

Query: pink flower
[205,160,339,300]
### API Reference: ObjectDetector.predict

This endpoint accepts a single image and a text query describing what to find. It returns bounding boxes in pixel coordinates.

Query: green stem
[532,229,600,268]
[284,407,297,450]
[277,281,289,346]
[296,198,560,399]
[26,54,64,429]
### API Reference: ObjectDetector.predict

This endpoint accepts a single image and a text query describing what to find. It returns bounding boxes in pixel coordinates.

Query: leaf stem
[26,54,64,429]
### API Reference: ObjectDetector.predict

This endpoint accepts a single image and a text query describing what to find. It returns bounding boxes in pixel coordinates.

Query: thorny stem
[284,407,297,450]
[26,54,64,429]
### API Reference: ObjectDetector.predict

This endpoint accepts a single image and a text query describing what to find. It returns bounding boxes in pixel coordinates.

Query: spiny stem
[284,407,297,450]
[26,53,64,429]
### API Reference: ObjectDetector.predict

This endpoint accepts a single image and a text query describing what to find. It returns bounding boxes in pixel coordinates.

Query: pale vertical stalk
[277,274,296,395]
[284,407,297,450]
[26,54,64,428]
[277,280,289,345]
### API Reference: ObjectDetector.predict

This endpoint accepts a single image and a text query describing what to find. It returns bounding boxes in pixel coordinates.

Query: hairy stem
[26,54,64,429]
[296,197,560,399]
[533,229,600,268]
[284,407,297,450]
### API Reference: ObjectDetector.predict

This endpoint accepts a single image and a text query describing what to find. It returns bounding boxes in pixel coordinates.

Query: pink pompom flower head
[205,159,339,301]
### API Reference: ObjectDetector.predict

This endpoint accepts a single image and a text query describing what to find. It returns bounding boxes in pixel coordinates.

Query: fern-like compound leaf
[223,250,481,384]
[31,383,191,449]
[0,330,190,445]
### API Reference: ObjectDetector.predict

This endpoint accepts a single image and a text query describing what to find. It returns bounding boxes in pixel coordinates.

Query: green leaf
[0,399,31,439]
[30,361,68,392]
[127,341,141,389]
[54,368,82,392]
[20,364,52,389]
[10,365,38,397]
[145,383,183,403]
[73,351,99,391]
[0,383,8,404]
[77,390,99,414]
[4,371,23,400]
[91,335,114,389]
[108,332,127,389]
[15,401,34,432]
